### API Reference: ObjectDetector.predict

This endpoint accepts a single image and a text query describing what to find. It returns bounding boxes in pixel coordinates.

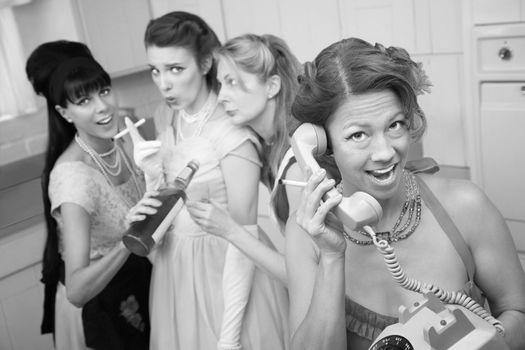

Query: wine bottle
[123,159,199,256]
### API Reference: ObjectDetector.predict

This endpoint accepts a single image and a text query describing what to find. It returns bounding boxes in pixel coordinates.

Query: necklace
[177,92,218,142]
[75,134,142,207]
[179,92,216,124]
[341,170,422,245]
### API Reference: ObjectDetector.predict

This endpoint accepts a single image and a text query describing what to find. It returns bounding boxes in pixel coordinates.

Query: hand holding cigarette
[123,117,164,190]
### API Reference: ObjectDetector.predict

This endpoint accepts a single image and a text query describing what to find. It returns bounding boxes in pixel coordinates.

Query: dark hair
[25,40,110,334]
[293,37,430,142]
[144,11,221,93]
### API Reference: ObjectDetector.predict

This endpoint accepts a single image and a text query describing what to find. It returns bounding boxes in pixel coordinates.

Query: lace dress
[149,105,290,350]
[49,161,150,350]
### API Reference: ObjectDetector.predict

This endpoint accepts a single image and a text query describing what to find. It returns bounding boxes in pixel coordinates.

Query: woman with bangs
[26,40,151,350]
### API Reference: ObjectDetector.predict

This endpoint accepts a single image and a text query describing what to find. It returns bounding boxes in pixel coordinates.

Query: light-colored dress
[49,161,148,350]
[149,104,290,350]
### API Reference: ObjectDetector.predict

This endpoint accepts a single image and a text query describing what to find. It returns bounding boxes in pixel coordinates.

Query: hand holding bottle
[126,190,162,224]
[123,160,199,256]
[124,117,164,190]
[186,198,237,241]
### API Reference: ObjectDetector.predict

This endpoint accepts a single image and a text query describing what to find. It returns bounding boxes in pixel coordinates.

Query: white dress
[149,104,290,350]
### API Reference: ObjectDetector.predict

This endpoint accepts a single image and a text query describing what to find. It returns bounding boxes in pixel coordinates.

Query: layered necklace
[341,170,422,245]
[75,134,142,207]
[176,92,218,142]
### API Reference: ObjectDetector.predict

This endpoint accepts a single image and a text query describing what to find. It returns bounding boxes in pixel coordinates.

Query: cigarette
[280,179,307,187]
[112,118,146,140]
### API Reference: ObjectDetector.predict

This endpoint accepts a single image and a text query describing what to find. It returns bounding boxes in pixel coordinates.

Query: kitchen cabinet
[0,225,53,350]
[220,0,341,62]
[14,0,151,77]
[339,0,462,55]
[469,23,525,271]
[73,0,152,76]
[473,0,525,25]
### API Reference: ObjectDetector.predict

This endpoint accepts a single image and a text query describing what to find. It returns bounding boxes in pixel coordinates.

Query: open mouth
[97,115,113,125]
[165,97,177,104]
[225,110,237,117]
[366,164,397,184]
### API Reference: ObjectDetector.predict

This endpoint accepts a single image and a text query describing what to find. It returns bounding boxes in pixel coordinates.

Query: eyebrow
[342,111,405,129]
[147,62,183,69]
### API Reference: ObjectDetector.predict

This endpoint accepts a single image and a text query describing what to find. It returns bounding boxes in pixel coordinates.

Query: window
[0,4,36,120]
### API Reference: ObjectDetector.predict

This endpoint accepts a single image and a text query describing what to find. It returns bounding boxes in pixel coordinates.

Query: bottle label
[151,199,186,243]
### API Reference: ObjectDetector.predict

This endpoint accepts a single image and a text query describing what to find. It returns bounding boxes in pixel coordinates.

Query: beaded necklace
[75,134,142,208]
[341,170,422,245]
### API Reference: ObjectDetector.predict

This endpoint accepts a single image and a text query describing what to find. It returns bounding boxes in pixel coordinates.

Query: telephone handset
[290,123,382,231]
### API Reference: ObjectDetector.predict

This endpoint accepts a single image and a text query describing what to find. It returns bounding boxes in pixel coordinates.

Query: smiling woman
[25,40,151,350]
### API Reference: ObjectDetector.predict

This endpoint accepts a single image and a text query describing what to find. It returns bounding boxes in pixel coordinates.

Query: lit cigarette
[280,179,307,187]
[112,118,146,140]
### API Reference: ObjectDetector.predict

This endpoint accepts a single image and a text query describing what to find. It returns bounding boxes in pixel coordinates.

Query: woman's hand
[125,190,162,225]
[295,169,346,256]
[186,199,237,240]
[124,117,164,189]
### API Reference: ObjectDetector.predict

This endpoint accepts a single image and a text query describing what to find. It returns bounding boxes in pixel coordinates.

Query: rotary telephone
[290,123,509,350]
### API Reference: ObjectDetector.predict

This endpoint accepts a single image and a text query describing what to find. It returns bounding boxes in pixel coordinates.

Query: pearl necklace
[176,93,218,142]
[341,170,422,245]
[74,134,141,207]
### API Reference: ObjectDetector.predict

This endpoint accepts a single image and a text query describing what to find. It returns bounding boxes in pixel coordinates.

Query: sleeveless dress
[49,161,151,350]
[149,105,290,350]
[344,172,486,350]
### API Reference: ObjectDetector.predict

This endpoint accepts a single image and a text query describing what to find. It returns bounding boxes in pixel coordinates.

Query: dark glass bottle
[123,159,199,256]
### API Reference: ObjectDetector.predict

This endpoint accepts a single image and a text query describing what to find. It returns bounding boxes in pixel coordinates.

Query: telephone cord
[362,225,505,335]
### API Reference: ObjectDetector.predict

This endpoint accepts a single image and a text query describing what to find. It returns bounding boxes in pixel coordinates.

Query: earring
[268,94,274,99]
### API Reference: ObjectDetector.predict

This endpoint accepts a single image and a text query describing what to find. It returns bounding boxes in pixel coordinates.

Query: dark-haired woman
[286,37,525,350]
[125,11,289,350]
[26,40,151,350]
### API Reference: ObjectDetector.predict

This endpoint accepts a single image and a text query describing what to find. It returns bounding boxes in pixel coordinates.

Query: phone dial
[291,123,509,350]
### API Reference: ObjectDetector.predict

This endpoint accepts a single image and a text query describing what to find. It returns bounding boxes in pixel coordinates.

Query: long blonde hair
[215,34,302,187]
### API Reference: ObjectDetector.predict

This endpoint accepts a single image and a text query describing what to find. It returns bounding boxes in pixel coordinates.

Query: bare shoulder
[417,173,504,242]
[418,174,491,210]
[55,141,88,165]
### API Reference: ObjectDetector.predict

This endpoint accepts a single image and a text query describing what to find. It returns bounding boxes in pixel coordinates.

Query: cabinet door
[75,0,151,76]
[221,0,341,63]
[480,82,525,221]
[473,0,522,25]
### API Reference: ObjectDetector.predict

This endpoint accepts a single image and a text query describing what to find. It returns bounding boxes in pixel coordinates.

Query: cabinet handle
[498,47,512,61]
[521,86,525,95]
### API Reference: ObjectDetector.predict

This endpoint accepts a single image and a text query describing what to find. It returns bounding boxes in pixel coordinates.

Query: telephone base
[368,292,508,350]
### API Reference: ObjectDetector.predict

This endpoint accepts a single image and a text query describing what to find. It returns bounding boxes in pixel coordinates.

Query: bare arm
[287,169,347,350]
[187,153,304,286]
[444,179,525,349]
[286,216,347,350]
[60,203,130,307]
